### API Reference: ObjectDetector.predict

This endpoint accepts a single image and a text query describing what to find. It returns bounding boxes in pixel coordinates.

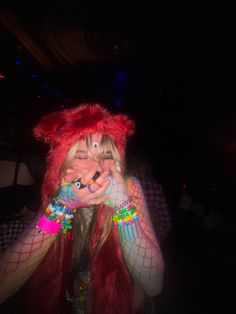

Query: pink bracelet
[37,214,62,234]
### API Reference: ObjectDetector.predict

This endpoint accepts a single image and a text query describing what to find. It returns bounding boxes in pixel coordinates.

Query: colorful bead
[111,197,139,228]
[41,199,75,234]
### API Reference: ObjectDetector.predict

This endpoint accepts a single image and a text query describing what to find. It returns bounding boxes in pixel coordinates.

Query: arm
[104,171,164,297]
[118,177,164,297]
[0,221,57,303]
[0,166,110,303]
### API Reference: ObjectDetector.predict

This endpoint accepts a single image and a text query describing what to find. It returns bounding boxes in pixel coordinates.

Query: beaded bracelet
[111,196,139,228]
[37,200,75,234]
[109,196,133,211]
[112,205,139,227]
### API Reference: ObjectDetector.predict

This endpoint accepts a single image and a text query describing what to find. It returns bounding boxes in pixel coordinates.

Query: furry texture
[28,104,137,313]
[34,103,135,207]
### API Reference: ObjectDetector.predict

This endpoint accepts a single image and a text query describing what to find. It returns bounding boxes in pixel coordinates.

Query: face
[71,133,114,174]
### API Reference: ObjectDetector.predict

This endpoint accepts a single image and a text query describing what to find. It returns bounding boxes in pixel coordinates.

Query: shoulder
[125,176,146,199]
[126,175,142,187]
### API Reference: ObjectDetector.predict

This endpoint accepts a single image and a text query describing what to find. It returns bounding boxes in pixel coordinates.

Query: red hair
[89,205,134,314]
[28,103,137,313]
[28,207,135,314]
[33,103,135,207]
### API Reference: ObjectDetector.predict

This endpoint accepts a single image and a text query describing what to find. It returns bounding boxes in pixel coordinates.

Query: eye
[102,155,113,160]
[92,142,99,148]
[74,152,89,160]
[75,157,89,160]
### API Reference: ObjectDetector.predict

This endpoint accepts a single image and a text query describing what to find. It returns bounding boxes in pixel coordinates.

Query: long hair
[62,134,123,264]
[28,134,134,314]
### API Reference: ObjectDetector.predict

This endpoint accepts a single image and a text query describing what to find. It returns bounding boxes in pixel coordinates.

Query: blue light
[42,83,49,88]
[116,68,127,93]
[15,60,22,66]
[31,73,37,79]
[115,99,122,107]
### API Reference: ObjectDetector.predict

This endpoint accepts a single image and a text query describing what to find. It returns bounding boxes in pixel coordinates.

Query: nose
[89,157,104,172]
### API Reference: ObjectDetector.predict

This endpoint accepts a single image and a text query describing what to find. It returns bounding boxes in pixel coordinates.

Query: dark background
[1,2,236,217]
[1,2,236,218]
[1,2,236,314]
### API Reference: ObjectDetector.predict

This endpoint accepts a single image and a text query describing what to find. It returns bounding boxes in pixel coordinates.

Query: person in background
[0,103,164,314]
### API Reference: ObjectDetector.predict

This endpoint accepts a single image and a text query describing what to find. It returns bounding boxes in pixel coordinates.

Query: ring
[85,179,94,185]
[87,184,95,193]
[61,178,68,186]
[74,179,86,189]
[93,181,102,188]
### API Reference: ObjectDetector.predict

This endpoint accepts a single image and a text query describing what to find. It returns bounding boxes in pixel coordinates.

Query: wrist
[37,214,62,234]
[55,184,86,210]
[109,195,133,211]
[118,220,142,243]
[110,196,139,228]
[36,201,75,234]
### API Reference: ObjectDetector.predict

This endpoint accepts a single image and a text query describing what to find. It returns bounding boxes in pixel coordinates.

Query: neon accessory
[37,214,62,234]
[74,180,86,189]
[37,200,75,234]
[110,196,139,227]
[87,184,95,193]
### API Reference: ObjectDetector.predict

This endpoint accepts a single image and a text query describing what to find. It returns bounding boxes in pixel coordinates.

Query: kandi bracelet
[37,200,75,234]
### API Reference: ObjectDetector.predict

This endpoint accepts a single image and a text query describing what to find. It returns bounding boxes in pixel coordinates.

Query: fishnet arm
[119,176,165,297]
[0,220,57,303]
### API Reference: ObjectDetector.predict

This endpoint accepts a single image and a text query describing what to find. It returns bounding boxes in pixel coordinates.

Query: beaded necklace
[66,269,91,314]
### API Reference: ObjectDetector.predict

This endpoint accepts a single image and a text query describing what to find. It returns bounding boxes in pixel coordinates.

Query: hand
[55,166,110,209]
[102,162,129,208]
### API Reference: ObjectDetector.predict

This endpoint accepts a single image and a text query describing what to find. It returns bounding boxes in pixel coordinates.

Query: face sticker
[92,142,99,148]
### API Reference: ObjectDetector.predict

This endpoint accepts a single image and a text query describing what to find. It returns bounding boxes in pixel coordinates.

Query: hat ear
[114,115,135,137]
[33,111,67,144]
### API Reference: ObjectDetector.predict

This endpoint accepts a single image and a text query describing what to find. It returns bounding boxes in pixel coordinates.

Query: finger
[86,170,109,193]
[94,170,109,184]
[81,166,99,185]
[64,169,83,183]
[112,171,123,183]
[66,168,75,174]
[108,162,123,183]
[84,179,111,201]
[64,170,78,183]
[87,194,108,205]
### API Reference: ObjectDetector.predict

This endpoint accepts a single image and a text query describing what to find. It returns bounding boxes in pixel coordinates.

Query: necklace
[66,270,91,314]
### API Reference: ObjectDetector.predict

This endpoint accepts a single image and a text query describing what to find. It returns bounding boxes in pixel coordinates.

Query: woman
[0,104,164,314]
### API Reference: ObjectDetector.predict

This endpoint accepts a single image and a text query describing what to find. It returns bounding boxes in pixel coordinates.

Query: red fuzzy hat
[34,103,135,205]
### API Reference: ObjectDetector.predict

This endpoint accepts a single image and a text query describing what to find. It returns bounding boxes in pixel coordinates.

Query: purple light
[15,60,22,66]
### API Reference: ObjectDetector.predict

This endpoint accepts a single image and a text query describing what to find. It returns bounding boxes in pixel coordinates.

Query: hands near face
[102,162,128,208]
[56,166,110,208]
[57,160,128,210]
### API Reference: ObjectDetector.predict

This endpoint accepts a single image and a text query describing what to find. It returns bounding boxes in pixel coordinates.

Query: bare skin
[0,133,164,309]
